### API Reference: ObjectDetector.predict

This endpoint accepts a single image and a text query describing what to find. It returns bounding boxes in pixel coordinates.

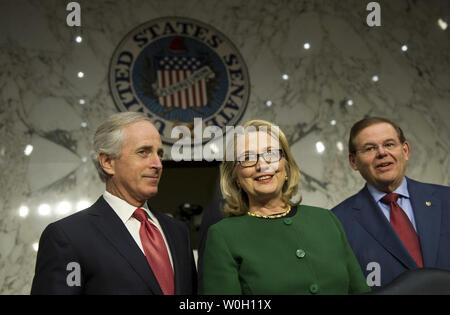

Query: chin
[377,173,400,183]
[256,188,282,198]
[142,188,158,198]
[371,179,396,191]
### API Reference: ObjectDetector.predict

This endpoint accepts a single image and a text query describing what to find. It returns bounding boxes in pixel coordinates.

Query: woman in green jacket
[201,120,370,295]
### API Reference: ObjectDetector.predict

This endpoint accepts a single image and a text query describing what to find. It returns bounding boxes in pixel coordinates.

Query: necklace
[247,205,292,219]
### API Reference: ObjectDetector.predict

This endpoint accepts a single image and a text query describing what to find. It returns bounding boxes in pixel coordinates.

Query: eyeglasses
[356,141,401,156]
[237,149,283,168]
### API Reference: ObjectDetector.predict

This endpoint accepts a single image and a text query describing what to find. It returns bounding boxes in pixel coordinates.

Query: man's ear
[402,140,411,161]
[349,153,359,171]
[98,153,115,176]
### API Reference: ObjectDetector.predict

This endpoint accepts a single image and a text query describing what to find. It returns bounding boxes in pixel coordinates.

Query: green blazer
[202,205,370,294]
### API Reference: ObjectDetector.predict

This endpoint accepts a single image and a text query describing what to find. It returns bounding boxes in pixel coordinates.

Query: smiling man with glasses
[332,117,450,290]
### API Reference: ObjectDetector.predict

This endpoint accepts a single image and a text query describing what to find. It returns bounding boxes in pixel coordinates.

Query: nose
[255,157,276,172]
[149,153,163,170]
[376,146,388,157]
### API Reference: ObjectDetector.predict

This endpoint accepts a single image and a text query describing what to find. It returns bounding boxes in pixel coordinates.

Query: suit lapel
[88,197,163,294]
[352,186,418,269]
[407,178,441,267]
[151,209,182,295]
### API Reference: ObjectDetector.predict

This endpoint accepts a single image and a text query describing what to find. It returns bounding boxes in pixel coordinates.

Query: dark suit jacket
[332,177,450,288]
[31,197,197,294]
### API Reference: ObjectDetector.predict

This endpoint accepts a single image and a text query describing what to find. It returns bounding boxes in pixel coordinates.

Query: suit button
[283,218,292,225]
[296,249,306,258]
[309,284,319,294]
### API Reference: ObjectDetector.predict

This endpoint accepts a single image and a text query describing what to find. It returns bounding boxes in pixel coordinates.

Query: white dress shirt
[102,191,174,270]
[367,177,418,231]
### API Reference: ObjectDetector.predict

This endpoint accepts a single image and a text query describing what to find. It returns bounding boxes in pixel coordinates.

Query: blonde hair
[220,120,301,216]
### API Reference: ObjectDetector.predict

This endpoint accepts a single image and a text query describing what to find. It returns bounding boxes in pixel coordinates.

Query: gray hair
[93,112,152,182]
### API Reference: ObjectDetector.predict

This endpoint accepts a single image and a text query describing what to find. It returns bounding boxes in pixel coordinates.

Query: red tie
[381,193,423,268]
[133,208,174,295]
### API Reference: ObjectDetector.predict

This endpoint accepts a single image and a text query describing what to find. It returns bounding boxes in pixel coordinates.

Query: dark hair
[348,117,406,155]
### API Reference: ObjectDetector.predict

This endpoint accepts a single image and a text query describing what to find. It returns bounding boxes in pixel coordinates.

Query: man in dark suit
[332,117,450,289]
[31,112,197,294]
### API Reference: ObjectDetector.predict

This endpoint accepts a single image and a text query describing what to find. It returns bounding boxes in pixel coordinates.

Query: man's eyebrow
[362,138,397,146]
[137,145,163,153]
[137,145,153,151]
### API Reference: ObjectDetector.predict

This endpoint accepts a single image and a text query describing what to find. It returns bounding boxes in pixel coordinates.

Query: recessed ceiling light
[24,144,33,156]
[56,201,72,215]
[19,206,29,218]
[316,141,325,154]
[32,242,39,252]
[76,200,90,211]
[438,18,448,30]
[38,204,51,216]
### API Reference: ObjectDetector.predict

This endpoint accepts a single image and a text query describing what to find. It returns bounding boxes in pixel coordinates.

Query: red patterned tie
[133,208,174,295]
[381,193,423,268]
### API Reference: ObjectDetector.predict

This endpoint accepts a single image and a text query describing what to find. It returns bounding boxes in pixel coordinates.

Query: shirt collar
[103,191,155,223]
[367,176,410,203]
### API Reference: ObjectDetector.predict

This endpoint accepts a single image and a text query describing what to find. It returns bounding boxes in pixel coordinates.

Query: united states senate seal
[109,17,250,144]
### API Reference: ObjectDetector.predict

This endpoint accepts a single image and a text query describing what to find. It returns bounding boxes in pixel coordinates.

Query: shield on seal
[153,36,212,109]
[154,55,208,109]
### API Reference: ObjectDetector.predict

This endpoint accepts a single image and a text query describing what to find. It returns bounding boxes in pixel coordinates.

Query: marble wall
[0,0,449,294]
